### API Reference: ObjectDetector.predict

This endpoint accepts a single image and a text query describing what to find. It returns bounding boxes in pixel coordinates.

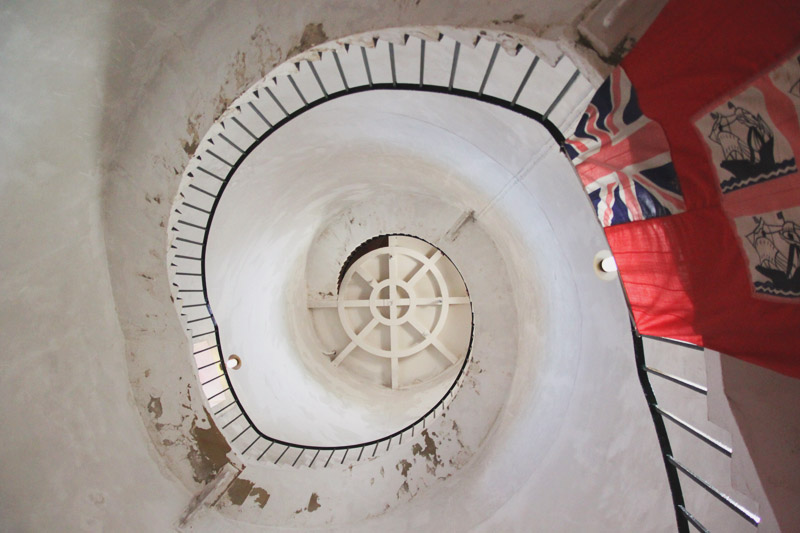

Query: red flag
[571,0,800,377]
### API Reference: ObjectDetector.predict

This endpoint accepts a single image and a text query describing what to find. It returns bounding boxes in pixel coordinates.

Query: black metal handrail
[632,324,761,531]
[171,32,584,466]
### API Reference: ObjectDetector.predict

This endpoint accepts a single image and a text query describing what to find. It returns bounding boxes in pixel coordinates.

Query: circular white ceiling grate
[310,235,472,390]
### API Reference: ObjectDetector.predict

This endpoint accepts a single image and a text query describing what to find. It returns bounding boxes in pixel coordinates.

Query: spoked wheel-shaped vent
[310,235,473,389]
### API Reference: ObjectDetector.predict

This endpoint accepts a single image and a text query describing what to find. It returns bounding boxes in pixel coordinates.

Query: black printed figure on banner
[789,56,800,98]
[694,51,800,194]
[742,210,800,298]
[708,102,797,193]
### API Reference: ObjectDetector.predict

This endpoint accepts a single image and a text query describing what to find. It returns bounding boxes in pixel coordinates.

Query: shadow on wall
[719,354,800,531]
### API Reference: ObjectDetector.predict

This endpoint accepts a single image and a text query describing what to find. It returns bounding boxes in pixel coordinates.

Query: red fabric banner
[610,0,800,377]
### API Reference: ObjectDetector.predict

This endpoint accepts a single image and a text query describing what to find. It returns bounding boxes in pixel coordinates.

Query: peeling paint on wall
[287,23,328,60]
[250,487,270,509]
[188,408,231,484]
[411,429,442,472]
[295,492,322,513]
[397,481,409,498]
[147,396,163,419]
[308,493,321,512]
[576,31,636,66]
[492,13,525,25]
[396,459,412,477]
[226,478,255,506]
[217,475,271,509]
[183,114,201,157]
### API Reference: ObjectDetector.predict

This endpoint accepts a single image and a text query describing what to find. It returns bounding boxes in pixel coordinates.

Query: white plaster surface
[0,2,190,531]
[204,92,536,446]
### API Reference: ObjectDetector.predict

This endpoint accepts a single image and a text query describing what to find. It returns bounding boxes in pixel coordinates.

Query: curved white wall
[204,91,551,446]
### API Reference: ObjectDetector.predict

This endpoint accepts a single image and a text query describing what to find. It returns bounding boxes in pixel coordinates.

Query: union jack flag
[565,67,686,227]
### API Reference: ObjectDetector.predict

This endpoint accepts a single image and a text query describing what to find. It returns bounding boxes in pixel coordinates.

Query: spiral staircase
[2,1,799,532]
